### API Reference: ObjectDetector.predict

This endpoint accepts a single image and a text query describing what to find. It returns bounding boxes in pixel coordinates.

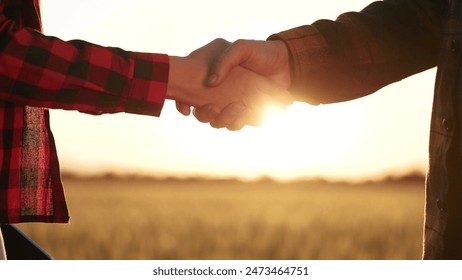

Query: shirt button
[436,199,447,213]
[442,118,453,131]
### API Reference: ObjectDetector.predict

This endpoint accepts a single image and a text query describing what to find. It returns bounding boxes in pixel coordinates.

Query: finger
[225,114,252,131]
[226,106,268,131]
[209,103,246,129]
[226,121,246,131]
[176,102,191,116]
[192,105,221,123]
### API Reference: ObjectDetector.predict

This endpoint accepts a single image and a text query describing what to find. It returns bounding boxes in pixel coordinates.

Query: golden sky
[40,0,434,181]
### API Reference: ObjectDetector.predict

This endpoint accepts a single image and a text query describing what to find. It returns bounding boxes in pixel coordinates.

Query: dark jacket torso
[271,0,462,259]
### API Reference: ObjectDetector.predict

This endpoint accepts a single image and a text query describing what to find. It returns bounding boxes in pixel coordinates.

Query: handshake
[166,39,293,131]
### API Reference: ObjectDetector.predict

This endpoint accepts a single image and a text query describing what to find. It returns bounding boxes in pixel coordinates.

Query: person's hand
[172,39,230,117]
[166,39,292,130]
[194,39,292,128]
[207,39,291,89]
[198,67,292,130]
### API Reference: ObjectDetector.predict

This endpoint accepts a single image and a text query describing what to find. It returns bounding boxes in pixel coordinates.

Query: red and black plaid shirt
[0,0,169,224]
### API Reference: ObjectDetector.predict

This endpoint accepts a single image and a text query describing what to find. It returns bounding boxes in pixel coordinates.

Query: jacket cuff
[268,25,331,105]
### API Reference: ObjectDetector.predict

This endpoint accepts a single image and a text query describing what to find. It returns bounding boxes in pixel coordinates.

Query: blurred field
[18,175,425,260]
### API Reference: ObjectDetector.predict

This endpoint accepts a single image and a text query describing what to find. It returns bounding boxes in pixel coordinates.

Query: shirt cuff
[125,52,169,116]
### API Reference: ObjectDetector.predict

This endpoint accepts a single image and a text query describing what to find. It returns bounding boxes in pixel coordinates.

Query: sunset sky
[40,0,435,182]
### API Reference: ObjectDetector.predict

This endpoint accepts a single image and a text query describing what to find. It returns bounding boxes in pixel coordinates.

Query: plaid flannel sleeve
[0,14,169,116]
[268,0,442,105]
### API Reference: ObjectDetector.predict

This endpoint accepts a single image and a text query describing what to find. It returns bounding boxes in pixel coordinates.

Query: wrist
[166,56,185,101]
[166,56,208,106]
[271,40,292,89]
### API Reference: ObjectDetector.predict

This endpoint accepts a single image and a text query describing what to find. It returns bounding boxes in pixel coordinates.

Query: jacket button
[436,199,447,213]
[442,118,453,131]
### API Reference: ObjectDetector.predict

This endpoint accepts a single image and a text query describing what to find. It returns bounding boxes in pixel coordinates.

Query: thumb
[206,42,250,87]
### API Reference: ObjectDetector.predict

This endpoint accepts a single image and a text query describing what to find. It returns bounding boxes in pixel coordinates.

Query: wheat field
[17,176,425,260]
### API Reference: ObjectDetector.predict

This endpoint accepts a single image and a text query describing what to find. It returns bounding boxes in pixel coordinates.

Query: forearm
[269,0,443,105]
[0,15,169,116]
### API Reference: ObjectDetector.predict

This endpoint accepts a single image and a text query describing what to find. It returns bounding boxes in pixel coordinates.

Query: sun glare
[162,100,367,181]
[259,102,365,162]
[260,104,288,125]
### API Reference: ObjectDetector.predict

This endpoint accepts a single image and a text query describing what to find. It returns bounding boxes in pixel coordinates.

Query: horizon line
[59,170,426,185]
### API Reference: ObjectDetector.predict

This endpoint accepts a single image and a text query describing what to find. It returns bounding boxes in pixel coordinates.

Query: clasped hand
[166,39,293,131]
